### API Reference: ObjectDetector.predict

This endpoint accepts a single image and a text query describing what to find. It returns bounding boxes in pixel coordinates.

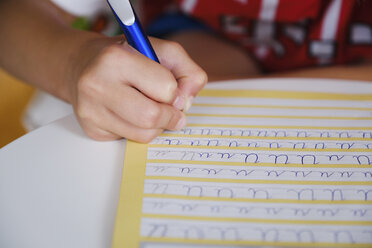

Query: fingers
[102,84,187,130]
[101,43,182,106]
[151,37,208,109]
[75,70,186,143]
[77,105,164,143]
[78,122,121,141]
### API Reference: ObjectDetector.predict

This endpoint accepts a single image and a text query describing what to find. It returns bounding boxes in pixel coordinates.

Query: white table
[0,115,125,248]
[1,78,372,248]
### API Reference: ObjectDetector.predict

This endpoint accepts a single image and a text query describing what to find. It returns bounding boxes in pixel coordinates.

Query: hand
[68,36,207,143]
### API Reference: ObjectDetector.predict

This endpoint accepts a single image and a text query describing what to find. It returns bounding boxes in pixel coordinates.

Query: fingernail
[175,115,187,130]
[173,95,185,110]
[184,96,194,112]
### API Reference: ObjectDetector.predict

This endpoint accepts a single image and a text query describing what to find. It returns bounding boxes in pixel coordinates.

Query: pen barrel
[119,15,160,63]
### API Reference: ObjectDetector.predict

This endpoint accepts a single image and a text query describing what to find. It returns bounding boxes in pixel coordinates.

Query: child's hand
[0,0,207,143]
[68,36,207,143]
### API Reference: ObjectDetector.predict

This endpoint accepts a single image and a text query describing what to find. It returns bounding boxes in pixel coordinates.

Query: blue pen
[107,0,159,63]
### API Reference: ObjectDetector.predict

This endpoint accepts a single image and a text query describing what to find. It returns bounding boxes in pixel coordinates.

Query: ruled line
[186,113,372,120]
[160,133,372,141]
[146,159,372,168]
[193,103,372,111]
[141,213,372,226]
[198,89,372,101]
[185,123,372,131]
[145,176,372,186]
[140,237,372,247]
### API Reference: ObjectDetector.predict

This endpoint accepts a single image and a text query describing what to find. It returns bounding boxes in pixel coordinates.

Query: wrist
[56,30,112,103]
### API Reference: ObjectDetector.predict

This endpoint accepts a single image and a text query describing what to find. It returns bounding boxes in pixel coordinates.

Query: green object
[71,17,90,30]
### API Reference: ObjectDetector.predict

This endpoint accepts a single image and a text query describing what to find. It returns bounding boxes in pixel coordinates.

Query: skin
[168,31,372,82]
[0,0,207,143]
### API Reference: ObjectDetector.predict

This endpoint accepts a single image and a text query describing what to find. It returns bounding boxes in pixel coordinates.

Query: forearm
[167,31,261,82]
[0,0,106,102]
[167,30,372,83]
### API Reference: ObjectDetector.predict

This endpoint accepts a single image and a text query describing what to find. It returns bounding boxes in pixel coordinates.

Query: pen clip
[107,0,160,63]
[107,0,135,26]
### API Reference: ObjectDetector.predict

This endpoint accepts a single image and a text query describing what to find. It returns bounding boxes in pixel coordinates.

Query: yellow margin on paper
[193,103,372,111]
[112,141,147,248]
[198,89,372,100]
[185,123,372,130]
[140,237,372,248]
[160,133,372,141]
[142,213,372,226]
[144,175,372,186]
[186,113,372,120]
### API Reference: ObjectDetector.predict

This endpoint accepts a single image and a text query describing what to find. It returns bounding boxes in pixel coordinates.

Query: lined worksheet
[112,79,372,248]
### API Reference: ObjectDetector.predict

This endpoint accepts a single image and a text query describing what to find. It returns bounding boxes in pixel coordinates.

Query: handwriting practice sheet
[112,79,372,248]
